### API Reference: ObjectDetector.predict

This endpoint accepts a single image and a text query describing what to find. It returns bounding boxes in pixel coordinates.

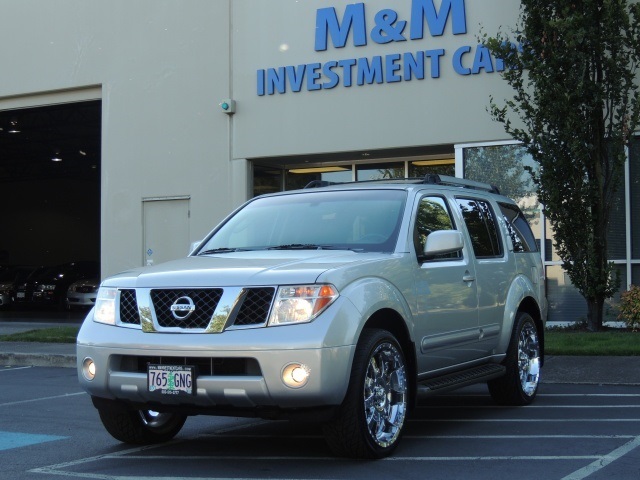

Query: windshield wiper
[197,248,242,255]
[267,244,364,252]
[267,244,325,250]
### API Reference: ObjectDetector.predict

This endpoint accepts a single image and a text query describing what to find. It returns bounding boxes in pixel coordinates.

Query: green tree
[484,0,640,331]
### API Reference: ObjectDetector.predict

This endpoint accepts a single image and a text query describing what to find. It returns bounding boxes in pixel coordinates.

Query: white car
[67,278,99,310]
[77,175,547,458]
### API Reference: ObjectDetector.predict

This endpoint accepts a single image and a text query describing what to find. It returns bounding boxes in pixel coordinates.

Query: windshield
[198,190,407,254]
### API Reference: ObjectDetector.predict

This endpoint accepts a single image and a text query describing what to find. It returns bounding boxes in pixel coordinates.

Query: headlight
[268,284,338,326]
[93,287,117,325]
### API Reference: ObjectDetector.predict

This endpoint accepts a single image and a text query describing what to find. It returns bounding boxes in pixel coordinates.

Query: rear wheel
[323,329,408,458]
[96,399,187,444]
[488,311,541,405]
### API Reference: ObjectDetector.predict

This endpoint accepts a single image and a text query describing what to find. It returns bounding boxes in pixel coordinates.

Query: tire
[323,329,408,459]
[488,311,541,406]
[96,400,187,444]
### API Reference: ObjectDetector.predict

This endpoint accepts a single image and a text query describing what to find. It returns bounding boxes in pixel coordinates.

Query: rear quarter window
[498,202,538,253]
[456,197,503,258]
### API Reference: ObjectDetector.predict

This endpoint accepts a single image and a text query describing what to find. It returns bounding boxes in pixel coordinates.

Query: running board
[418,364,506,395]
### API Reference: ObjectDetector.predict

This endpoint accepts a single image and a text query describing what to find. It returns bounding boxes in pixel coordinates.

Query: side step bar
[418,364,506,395]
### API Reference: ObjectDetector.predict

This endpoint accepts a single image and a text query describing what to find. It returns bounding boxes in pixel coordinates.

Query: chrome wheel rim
[139,410,173,429]
[518,321,541,396]
[363,341,407,448]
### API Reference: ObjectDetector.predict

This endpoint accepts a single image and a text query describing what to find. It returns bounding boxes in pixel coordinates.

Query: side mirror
[423,230,464,256]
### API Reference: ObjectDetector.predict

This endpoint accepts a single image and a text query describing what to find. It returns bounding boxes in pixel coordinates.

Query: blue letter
[404,52,425,81]
[386,54,402,83]
[322,61,340,89]
[425,48,444,77]
[338,58,357,87]
[286,65,306,92]
[315,3,367,51]
[307,63,322,91]
[357,56,384,85]
[410,0,467,39]
[452,46,471,75]
[267,67,286,94]
[471,45,493,74]
[257,69,265,96]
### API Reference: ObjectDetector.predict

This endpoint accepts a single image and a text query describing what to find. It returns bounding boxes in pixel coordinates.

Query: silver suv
[77,175,547,458]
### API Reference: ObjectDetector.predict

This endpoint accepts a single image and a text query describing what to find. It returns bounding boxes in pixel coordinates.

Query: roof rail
[303,180,340,189]
[423,174,500,194]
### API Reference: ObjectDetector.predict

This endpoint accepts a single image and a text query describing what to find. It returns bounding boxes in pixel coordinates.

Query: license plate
[147,364,196,396]
[17,292,25,299]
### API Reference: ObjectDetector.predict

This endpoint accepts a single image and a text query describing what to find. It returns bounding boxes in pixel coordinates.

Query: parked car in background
[66,277,100,310]
[10,266,44,307]
[0,266,16,308]
[28,261,99,309]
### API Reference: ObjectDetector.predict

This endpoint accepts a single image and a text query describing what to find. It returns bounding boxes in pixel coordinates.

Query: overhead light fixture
[288,166,350,174]
[412,159,455,166]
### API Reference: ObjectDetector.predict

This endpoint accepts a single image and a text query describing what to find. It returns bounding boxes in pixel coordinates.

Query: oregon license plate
[147,364,195,395]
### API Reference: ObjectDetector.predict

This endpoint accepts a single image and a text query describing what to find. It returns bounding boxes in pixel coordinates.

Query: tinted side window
[414,196,460,260]
[498,202,538,253]
[456,198,503,258]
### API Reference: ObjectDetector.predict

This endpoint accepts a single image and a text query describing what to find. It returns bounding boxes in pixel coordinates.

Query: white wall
[9,0,621,279]
[231,0,522,159]
[0,1,238,277]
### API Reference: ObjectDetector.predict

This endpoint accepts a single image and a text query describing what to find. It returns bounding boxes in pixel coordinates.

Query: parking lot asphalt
[1,315,640,385]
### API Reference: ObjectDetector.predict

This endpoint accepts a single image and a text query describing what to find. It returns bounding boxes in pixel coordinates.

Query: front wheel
[96,399,187,444]
[323,329,408,459]
[488,311,541,405]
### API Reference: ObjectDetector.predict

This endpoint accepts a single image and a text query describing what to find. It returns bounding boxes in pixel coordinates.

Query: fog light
[282,363,310,389]
[82,357,96,381]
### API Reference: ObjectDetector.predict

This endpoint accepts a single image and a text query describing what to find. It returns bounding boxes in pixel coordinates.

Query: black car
[12,266,46,307]
[26,261,99,309]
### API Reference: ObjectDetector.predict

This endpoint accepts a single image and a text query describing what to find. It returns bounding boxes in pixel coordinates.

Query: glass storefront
[461,137,640,324]
[253,137,640,324]
[252,157,455,196]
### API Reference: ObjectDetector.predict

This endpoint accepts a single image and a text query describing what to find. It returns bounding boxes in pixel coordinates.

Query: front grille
[234,287,275,326]
[119,289,140,325]
[151,289,223,329]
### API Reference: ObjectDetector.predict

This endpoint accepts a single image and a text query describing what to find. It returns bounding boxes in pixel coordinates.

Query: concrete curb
[0,352,76,368]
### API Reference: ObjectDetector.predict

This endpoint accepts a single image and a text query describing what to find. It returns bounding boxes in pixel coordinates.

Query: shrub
[618,285,640,331]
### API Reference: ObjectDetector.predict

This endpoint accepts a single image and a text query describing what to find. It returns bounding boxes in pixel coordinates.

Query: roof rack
[422,174,500,194]
[303,174,500,194]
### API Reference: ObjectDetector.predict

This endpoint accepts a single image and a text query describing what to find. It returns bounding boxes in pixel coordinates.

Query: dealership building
[0,0,638,322]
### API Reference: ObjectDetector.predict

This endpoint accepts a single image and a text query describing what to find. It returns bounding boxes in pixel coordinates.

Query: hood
[103,250,390,288]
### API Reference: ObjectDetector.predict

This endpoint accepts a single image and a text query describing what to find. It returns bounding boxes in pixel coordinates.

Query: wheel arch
[517,296,545,366]
[362,308,418,409]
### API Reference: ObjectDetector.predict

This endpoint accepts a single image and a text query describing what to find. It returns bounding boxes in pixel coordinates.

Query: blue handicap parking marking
[0,431,67,451]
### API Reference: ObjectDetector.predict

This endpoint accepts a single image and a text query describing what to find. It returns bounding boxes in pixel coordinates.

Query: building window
[356,162,405,181]
[460,137,639,324]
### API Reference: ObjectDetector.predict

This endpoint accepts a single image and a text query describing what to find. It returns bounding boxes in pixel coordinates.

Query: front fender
[340,277,414,342]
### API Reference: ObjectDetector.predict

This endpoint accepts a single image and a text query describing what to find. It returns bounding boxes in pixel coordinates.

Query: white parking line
[420,404,640,408]
[0,391,85,408]
[0,366,33,372]
[415,418,640,422]
[562,435,640,480]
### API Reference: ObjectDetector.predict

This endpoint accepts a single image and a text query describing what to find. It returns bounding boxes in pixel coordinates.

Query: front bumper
[77,300,360,412]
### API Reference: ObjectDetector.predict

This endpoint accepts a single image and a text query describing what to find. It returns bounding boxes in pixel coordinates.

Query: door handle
[462,273,475,283]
